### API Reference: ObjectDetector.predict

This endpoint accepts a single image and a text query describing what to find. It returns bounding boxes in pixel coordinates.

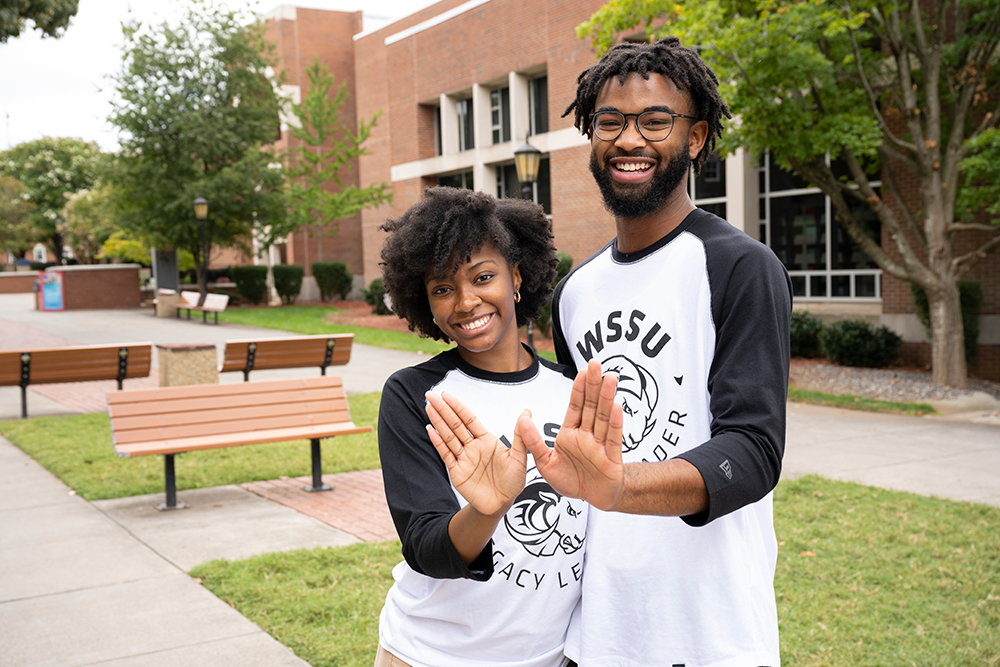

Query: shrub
[790,310,824,358]
[910,282,983,363]
[533,251,574,337]
[362,277,392,315]
[819,319,902,368]
[230,265,269,305]
[312,261,353,301]
[273,264,304,305]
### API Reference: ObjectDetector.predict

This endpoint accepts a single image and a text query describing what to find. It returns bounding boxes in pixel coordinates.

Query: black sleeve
[378,370,494,580]
[551,276,574,366]
[677,234,792,526]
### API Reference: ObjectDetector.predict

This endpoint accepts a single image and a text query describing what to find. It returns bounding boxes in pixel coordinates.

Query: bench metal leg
[304,439,332,492]
[156,454,187,510]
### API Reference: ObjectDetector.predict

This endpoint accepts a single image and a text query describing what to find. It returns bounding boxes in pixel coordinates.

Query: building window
[759,152,881,300]
[690,151,726,219]
[496,158,551,215]
[457,98,474,151]
[529,76,548,135]
[434,106,442,156]
[440,171,473,190]
[491,88,511,144]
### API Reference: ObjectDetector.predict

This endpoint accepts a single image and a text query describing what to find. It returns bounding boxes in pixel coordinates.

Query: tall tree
[0,0,78,42]
[580,0,1000,387]
[0,137,105,263]
[108,0,287,300]
[285,58,391,262]
[0,175,37,262]
[62,185,117,264]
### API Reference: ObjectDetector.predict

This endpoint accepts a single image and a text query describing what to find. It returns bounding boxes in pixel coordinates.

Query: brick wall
[265,8,367,277]
[0,272,38,294]
[45,266,142,310]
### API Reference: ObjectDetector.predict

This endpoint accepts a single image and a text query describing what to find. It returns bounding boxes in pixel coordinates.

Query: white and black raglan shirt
[377,347,585,667]
[552,208,792,667]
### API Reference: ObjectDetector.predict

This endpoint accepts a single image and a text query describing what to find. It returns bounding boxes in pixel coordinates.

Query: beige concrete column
[157,343,219,386]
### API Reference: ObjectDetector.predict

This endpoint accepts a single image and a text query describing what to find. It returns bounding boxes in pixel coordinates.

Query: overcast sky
[0,0,439,153]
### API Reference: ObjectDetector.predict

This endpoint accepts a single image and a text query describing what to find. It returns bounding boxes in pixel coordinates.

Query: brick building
[262,0,999,380]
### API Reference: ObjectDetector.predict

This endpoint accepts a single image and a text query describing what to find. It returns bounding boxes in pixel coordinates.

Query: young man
[523,37,793,666]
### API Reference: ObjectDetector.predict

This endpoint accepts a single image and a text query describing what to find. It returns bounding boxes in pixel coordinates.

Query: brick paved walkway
[243,470,396,543]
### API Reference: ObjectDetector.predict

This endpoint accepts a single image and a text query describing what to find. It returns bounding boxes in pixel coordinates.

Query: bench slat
[110,397,350,431]
[0,344,153,387]
[108,386,345,418]
[107,376,341,405]
[113,407,356,445]
[114,421,371,457]
[218,334,354,373]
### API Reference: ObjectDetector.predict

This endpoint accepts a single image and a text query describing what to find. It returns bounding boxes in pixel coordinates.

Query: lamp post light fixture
[193,197,208,304]
[512,140,543,349]
[513,140,542,201]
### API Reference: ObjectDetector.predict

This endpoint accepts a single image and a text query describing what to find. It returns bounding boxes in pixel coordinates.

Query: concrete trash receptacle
[155,288,179,318]
[157,343,218,386]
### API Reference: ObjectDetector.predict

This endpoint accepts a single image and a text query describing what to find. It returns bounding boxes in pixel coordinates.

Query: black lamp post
[193,197,208,304]
[512,140,543,349]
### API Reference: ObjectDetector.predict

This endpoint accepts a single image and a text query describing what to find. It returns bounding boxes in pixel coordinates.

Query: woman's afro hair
[379,186,558,342]
[563,36,732,175]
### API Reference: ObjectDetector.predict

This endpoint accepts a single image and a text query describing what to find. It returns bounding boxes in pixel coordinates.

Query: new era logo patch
[720,459,733,479]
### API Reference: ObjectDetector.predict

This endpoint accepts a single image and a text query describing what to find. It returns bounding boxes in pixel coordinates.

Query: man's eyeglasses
[589,110,701,142]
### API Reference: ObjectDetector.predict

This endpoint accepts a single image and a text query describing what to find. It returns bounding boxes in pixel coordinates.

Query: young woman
[374,187,598,667]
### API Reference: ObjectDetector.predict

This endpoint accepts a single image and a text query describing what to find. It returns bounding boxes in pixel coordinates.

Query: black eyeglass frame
[588,110,702,143]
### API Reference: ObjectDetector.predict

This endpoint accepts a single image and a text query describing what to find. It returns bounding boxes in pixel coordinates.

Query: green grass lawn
[788,387,937,416]
[0,391,381,501]
[191,475,1000,667]
[218,305,451,356]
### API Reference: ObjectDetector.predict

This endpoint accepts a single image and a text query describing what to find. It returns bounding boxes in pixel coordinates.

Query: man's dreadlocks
[563,36,731,175]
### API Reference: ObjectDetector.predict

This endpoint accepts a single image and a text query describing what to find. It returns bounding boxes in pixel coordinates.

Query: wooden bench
[0,343,153,419]
[219,334,354,381]
[177,290,229,324]
[107,376,372,509]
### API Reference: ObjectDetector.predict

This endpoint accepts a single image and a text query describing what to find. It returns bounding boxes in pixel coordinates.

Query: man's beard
[589,143,692,219]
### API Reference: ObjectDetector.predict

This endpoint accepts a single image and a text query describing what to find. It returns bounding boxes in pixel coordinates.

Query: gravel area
[789,359,1000,403]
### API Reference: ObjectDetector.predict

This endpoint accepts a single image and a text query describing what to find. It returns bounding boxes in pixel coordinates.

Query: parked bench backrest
[219,334,353,374]
[0,343,153,387]
[108,376,365,457]
[179,291,200,307]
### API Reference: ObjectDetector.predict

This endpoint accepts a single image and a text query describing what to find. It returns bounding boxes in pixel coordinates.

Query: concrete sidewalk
[1,294,999,666]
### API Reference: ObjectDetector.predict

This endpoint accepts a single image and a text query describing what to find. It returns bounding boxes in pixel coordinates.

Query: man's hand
[425,391,527,518]
[521,360,625,511]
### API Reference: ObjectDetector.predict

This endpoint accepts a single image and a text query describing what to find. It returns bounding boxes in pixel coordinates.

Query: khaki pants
[373,644,414,667]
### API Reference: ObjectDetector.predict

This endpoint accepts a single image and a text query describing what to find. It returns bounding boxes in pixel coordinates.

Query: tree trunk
[927,281,968,388]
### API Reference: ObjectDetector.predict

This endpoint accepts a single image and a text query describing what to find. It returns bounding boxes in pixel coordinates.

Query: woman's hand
[425,391,527,517]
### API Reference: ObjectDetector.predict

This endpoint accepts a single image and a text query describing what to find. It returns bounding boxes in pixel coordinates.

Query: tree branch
[953,232,1000,278]
[878,149,927,247]
[948,223,1000,233]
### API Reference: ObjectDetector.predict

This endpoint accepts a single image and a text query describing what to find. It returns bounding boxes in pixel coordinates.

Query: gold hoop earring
[432,317,439,326]
[513,290,521,303]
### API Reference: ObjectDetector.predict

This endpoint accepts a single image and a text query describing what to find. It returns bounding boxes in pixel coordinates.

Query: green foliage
[98,231,151,266]
[285,58,392,261]
[362,277,392,315]
[312,261,354,301]
[533,251,574,337]
[819,319,902,368]
[272,263,304,305]
[0,394,381,501]
[62,185,118,264]
[0,0,79,42]
[0,136,106,262]
[107,0,287,285]
[0,175,37,259]
[910,282,984,364]
[958,127,1000,224]
[230,265,269,305]
[790,310,825,358]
